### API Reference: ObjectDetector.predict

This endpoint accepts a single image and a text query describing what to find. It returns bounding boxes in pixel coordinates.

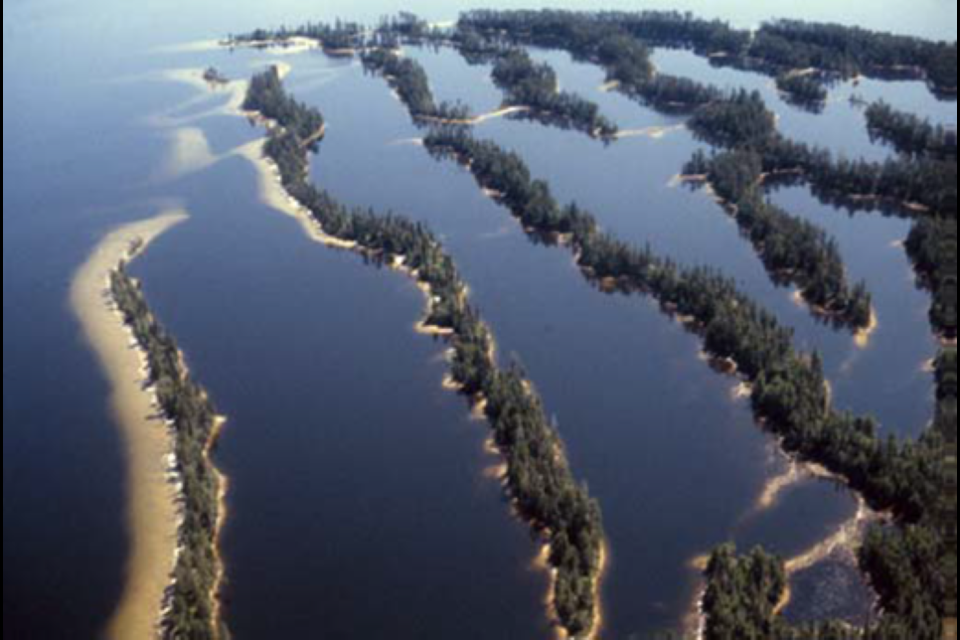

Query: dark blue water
[3,1,954,638]
[298,52,861,637]
[409,44,941,437]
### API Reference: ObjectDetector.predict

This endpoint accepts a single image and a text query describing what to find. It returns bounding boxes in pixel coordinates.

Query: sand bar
[71,211,189,640]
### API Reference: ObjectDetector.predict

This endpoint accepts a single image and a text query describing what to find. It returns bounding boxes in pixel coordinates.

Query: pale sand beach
[232,140,358,252]
[70,210,189,640]
[613,124,687,140]
[418,105,531,127]
[774,496,875,616]
[152,39,224,55]
[143,69,249,130]
[854,308,879,350]
[237,90,607,640]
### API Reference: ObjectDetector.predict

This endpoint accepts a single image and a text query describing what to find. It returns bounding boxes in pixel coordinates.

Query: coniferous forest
[245,69,606,638]
[223,11,958,637]
[126,10,959,640]
[7,3,958,640]
[110,266,227,640]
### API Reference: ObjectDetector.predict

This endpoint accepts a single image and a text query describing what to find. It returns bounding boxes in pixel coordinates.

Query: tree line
[245,69,606,638]
[419,128,945,636]
[447,12,957,223]
[490,48,619,139]
[435,19,876,331]
[865,101,957,161]
[456,10,724,113]
[360,48,472,123]
[681,85,957,217]
[775,71,829,112]
[455,10,957,99]
[423,124,940,521]
[906,217,958,339]
[110,265,228,640]
[242,66,326,146]
[685,147,873,329]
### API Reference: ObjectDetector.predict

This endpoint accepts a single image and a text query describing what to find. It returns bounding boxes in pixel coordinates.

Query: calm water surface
[3,0,954,637]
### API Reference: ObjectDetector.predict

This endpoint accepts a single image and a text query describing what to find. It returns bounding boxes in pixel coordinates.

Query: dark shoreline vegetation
[680,86,957,218]
[235,13,948,326]
[489,48,618,139]
[420,124,947,638]
[228,13,955,638]
[109,264,227,640]
[233,14,956,216]
[865,101,958,161]
[455,10,957,99]
[458,12,725,114]
[684,145,873,330]
[493,49,619,140]
[244,67,606,639]
[354,45,875,330]
[340,28,951,634]
[705,251,955,640]
[906,217,958,339]
[360,48,473,123]
[774,71,829,113]
[360,43,618,138]
[420,122,941,517]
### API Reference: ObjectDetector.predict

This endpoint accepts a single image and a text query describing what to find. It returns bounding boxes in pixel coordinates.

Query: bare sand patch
[71,211,189,640]
[232,140,358,252]
[158,127,218,180]
[614,124,686,140]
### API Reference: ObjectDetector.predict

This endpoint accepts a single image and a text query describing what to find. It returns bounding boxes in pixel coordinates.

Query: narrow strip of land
[71,211,188,640]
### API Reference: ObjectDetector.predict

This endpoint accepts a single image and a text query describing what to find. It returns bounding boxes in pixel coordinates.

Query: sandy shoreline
[416,105,531,127]
[238,129,608,640]
[70,211,189,640]
[233,140,359,252]
[613,124,686,140]
[234,58,611,635]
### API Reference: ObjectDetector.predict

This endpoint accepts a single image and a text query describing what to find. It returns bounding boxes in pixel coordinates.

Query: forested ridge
[229,12,956,638]
[906,217,958,339]
[360,48,472,123]
[355,44,874,329]
[682,87,957,217]
[455,10,957,97]
[418,123,950,638]
[457,11,725,113]
[422,124,940,517]
[684,145,873,329]
[489,48,618,138]
[110,265,227,640]
[865,101,958,161]
[245,69,606,639]
[774,71,829,112]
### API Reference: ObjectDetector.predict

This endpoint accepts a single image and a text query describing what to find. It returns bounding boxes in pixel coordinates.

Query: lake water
[3,0,955,638]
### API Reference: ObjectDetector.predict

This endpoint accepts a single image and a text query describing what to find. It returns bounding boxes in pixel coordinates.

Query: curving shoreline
[70,211,189,640]
[237,129,608,640]
[233,65,607,638]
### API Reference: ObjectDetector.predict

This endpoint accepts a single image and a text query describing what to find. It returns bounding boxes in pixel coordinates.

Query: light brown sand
[70,211,189,640]
[614,124,686,140]
[854,308,879,350]
[232,140,359,252]
[776,496,876,615]
[418,106,531,127]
